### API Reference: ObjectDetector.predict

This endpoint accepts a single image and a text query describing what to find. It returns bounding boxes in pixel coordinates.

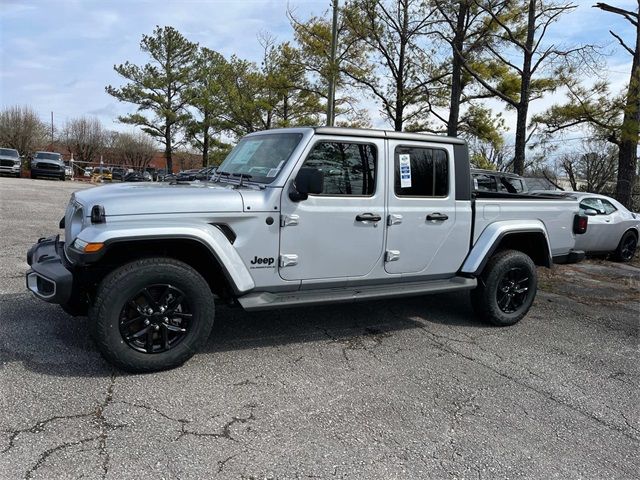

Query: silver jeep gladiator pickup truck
[26,127,587,372]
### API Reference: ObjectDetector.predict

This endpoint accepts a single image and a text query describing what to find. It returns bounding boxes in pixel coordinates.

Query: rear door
[279,136,386,281]
[384,140,467,276]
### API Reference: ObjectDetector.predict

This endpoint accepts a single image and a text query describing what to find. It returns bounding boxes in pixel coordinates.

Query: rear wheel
[612,230,638,263]
[470,249,537,326]
[89,257,215,372]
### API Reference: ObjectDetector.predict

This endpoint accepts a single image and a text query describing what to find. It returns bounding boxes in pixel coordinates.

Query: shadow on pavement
[0,290,482,378]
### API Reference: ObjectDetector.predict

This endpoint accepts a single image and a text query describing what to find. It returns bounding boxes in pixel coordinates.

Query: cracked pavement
[1,177,638,479]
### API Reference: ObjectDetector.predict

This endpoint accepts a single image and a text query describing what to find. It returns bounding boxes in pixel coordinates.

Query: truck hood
[74,182,244,216]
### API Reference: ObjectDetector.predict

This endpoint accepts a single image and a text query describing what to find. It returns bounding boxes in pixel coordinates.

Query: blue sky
[0,0,636,136]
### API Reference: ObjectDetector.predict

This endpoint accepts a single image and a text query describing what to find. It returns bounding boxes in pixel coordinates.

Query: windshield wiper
[232,172,252,188]
[213,171,232,183]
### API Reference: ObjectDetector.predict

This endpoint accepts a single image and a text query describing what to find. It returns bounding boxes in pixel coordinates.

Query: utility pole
[326,0,339,127]
[50,111,54,145]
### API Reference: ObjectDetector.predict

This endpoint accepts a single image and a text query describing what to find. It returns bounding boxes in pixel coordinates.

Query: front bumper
[31,167,64,178]
[26,236,73,304]
[0,165,20,174]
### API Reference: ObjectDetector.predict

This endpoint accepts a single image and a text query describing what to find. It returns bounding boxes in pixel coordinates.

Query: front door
[579,197,623,252]
[384,140,466,276]
[279,136,386,281]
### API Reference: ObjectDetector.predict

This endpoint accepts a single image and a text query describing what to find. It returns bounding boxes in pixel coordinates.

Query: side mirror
[290,167,324,202]
[584,209,598,216]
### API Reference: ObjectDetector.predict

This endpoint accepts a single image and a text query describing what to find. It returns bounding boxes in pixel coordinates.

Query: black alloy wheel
[496,267,531,314]
[618,233,638,262]
[470,249,538,326]
[119,284,192,354]
[90,257,215,372]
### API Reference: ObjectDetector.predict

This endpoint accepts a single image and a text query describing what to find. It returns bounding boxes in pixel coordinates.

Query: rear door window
[394,147,448,197]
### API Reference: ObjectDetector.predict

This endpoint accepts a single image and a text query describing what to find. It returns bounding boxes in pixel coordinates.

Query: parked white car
[534,191,640,261]
[576,193,639,262]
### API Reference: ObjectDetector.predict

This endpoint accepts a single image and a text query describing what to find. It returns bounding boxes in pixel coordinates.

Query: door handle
[356,213,382,222]
[426,213,449,222]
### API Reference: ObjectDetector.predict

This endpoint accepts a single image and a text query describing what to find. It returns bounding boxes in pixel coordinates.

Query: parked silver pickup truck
[26,127,587,372]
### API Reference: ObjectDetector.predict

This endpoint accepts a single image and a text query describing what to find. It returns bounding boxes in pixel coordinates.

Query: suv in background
[31,151,65,180]
[0,148,22,177]
[471,168,528,194]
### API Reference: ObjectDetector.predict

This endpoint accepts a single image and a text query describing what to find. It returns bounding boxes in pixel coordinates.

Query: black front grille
[36,162,61,170]
[0,159,16,167]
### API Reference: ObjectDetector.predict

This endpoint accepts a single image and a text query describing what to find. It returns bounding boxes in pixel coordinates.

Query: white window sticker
[266,160,285,177]
[234,140,262,164]
[399,154,412,188]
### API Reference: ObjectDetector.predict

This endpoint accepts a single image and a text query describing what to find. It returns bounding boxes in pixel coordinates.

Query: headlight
[66,202,85,242]
[73,238,88,251]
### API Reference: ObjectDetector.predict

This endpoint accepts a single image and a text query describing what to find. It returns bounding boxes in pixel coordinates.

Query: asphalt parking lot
[0,176,638,479]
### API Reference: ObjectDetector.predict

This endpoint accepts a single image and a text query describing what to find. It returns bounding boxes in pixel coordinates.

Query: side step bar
[237,276,477,311]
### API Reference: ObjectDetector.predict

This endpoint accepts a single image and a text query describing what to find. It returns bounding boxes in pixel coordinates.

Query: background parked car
[143,167,158,181]
[111,166,126,181]
[0,148,22,178]
[175,168,201,181]
[64,165,72,178]
[471,169,528,194]
[531,190,639,262]
[577,193,639,262]
[91,166,112,182]
[161,172,177,182]
[195,165,217,181]
[156,168,167,181]
[124,170,150,182]
[31,151,65,180]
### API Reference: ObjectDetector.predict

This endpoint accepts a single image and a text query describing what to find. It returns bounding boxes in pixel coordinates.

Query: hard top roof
[247,126,467,145]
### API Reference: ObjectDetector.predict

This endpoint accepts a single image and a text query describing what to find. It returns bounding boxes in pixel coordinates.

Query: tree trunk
[202,110,210,168]
[615,17,639,209]
[447,1,469,137]
[513,103,529,175]
[513,0,536,175]
[394,0,409,132]
[165,125,173,173]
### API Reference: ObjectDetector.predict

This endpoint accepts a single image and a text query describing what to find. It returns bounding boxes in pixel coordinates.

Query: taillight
[573,214,588,234]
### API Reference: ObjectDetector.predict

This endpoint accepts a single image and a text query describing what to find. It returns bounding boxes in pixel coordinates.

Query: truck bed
[474,195,580,257]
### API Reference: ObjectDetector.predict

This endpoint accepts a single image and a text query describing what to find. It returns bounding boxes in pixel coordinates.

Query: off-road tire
[612,230,638,263]
[89,257,215,372]
[470,249,537,327]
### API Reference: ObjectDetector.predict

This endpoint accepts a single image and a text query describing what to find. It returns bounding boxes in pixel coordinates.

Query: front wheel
[612,231,637,262]
[470,249,537,326]
[89,258,215,372]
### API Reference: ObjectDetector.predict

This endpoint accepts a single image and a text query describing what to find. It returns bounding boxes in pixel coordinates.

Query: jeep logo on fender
[250,256,275,268]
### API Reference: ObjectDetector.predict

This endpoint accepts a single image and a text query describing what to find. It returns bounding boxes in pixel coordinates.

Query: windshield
[0,148,19,158]
[35,152,61,160]
[217,133,303,183]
